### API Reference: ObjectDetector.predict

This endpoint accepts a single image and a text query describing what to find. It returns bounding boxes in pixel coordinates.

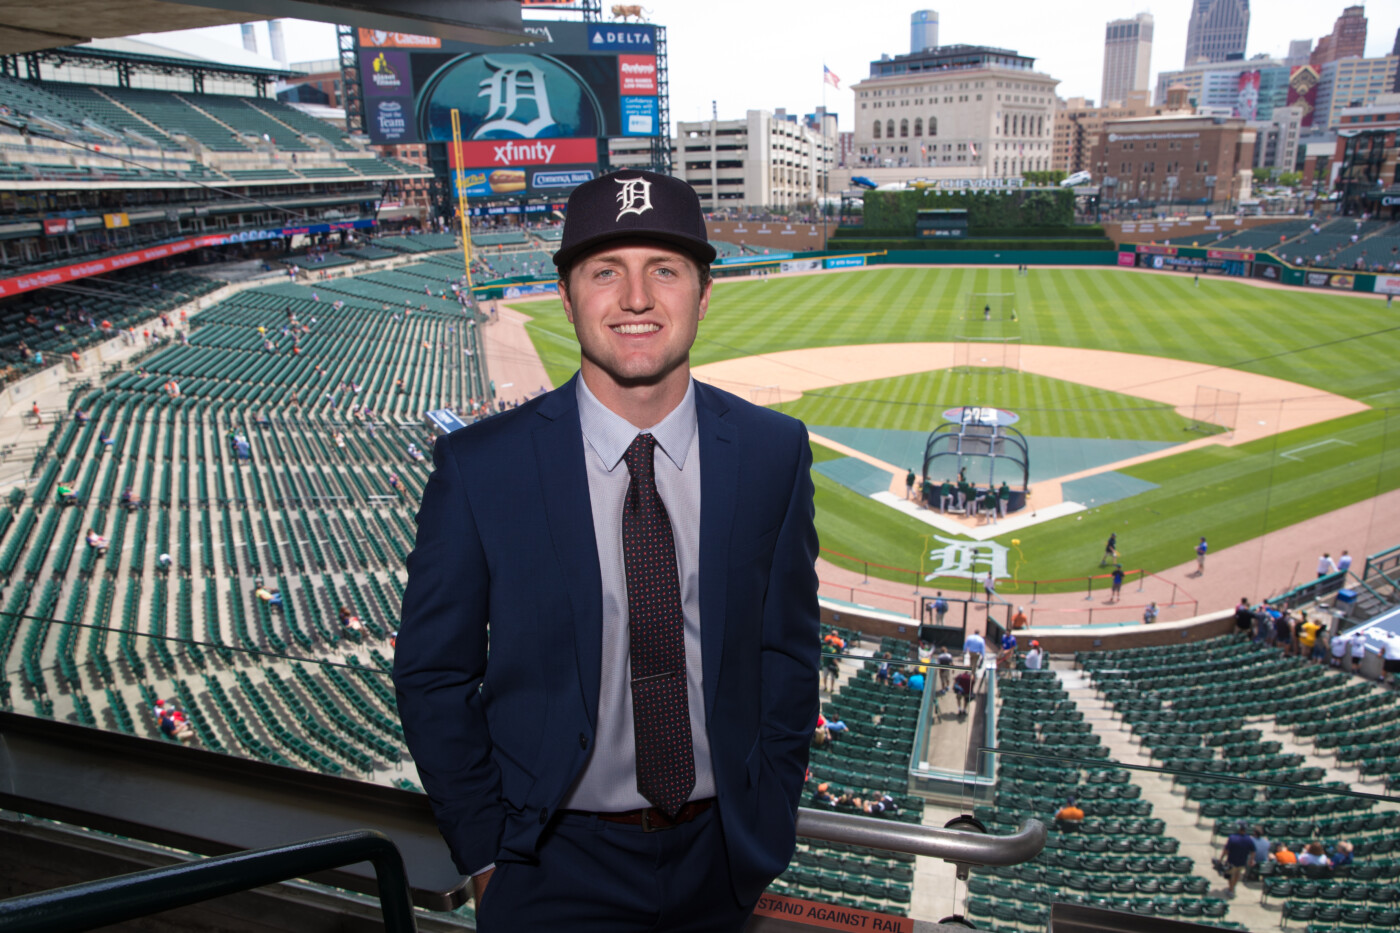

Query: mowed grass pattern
[773,371,1200,441]
[520,268,1400,589]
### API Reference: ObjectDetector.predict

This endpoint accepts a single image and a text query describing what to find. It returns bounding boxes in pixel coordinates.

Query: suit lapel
[696,383,737,722]
[533,377,604,728]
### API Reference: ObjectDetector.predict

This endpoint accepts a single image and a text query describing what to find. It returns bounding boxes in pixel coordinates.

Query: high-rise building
[911,10,939,54]
[1052,91,1156,175]
[1286,39,1312,68]
[1184,0,1250,66]
[1102,13,1153,106]
[240,24,258,54]
[267,19,288,66]
[1315,54,1400,130]
[1310,5,1367,70]
[1156,56,1291,121]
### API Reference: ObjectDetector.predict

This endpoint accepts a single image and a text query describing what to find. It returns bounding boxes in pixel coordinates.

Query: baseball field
[520,266,1400,593]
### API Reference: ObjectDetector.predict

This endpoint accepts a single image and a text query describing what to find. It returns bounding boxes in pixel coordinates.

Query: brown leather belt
[565,798,715,832]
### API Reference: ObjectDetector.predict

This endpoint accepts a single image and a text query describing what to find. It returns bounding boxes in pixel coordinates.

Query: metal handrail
[0,829,416,933]
[797,809,1046,868]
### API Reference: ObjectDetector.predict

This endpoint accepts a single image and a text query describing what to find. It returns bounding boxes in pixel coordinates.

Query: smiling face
[560,240,711,421]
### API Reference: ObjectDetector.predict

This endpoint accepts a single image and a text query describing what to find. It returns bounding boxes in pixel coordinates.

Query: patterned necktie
[622,433,695,818]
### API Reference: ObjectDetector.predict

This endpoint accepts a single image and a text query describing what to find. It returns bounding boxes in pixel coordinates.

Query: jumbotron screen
[358,22,660,196]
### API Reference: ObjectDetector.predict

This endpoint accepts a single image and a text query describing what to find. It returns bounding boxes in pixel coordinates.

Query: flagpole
[822,67,827,248]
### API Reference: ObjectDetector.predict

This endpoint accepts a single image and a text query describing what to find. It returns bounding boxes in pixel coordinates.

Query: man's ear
[559,278,574,323]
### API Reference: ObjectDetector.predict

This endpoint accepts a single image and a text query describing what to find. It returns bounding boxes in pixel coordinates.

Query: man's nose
[619,270,653,312]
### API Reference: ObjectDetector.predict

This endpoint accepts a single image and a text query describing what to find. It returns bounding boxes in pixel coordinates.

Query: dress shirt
[560,375,716,812]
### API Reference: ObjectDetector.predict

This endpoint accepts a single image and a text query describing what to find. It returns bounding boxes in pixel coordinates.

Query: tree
[1277,171,1302,188]
[1252,167,1273,184]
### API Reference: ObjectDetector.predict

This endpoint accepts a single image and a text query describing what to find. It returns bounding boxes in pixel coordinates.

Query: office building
[1311,5,1368,70]
[1102,13,1154,107]
[1090,113,1255,206]
[911,11,939,54]
[1184,0,1250,66]
[1156,57,1291,122]
[851,43,1059,177]
[1286,39,1313,68]
[1316,55,1400,130]
[1253,105,1304,173]
[1053,91,1156,175]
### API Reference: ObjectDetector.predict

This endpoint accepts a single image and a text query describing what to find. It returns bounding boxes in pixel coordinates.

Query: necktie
[622,433,695,818]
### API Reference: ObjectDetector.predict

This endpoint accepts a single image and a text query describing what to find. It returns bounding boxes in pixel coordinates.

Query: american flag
[823,65,841,89]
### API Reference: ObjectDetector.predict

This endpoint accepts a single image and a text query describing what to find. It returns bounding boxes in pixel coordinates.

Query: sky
[137,1,1400,135]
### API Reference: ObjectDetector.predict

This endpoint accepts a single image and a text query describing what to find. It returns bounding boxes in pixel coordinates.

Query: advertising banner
[1375,275,1400,295]
[362,21,661,149]
[824,256,866,269]
[1253,263,1281,281]
[103,213,130,229]
[1326,273,1355,290]
[780,259,821,273]
[503,282,559,297]
[1207,248,1256,262]
[1117,251,1137,267]
[718,252,791,265]
[1287,66,1320,128]
[1137,244,1178,256]
[1305,271,1330,287]
[454,165,594,197]
[43,218,75,235]
[447,138,598,170]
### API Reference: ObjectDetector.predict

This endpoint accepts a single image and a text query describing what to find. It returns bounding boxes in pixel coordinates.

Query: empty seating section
[186,95,311,151]
[376,234,460,254]
[769,633,922,916]
[1079,634,1400,931]
[963,669,1229,928]
[247,99,357,151]
[0,254,500,796]
[477,249,553,279]
[101,89,248,151]
[1209,220,1314,250]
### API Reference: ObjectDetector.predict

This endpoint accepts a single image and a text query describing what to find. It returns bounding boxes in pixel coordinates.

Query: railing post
[1171,583,1178,605]
[1137,570,1145,593]
[862,561,869,584]
[1085,575,1093,601]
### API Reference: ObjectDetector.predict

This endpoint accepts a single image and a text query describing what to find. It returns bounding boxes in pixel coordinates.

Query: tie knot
[623,433,656,477]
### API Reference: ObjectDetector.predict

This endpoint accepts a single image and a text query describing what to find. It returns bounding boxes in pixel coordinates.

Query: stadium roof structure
[0,0,527,56]
[31,42,299,82]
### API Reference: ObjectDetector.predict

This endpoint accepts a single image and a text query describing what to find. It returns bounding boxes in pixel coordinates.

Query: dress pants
[476,804,755,932]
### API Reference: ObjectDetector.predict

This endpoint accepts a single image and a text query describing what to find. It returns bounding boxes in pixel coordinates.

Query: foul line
[1279,438,1356,462]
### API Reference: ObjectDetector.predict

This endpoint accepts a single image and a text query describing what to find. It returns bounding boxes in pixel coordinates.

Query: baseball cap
[553,170,716,269]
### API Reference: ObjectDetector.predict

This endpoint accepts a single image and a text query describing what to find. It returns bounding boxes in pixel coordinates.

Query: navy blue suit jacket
[393,374,820,905]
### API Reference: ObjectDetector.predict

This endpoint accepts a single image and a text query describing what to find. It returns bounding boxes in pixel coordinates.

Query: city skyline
[137,1,1400,136]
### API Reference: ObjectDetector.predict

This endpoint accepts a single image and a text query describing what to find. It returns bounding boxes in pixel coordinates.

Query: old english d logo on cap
[615,176,653,221]
[553,169,716,268]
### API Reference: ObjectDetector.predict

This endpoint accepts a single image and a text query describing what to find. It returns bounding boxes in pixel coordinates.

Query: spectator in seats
[1331,840,1354,868]
[1297,613,1324,661]
[56,482,76,506]
[1024,640,1044,671]
[1012,606,1028,630]
[389,630,398,650]
[952,669,973,714]
[1143,602,1159,625]
[254,586,282,607]
[1055,798,1085,831]
[157,553,172,571]
[964,630,986,673]
[890,667,907,688]
[907,667,925,692]
[810,783,836,807]
[86,529,107,556]
[1380,632,1400,685]
[1271,841,1297,865]
[875,652,891,685]
[1331,630,1353,669]
[338,604,365,634]
[407,442,425,462]
[935,646,954,692]
[1249,827,1271,876]
[821,651,839,694]
[997,630,1017,670]
[160,709,194,743]
[121,487,141,510]
[1274,611,1293,654]
[30,401,41,426]
[1298,842,1331,868]
[1222,822,1255,896]
[1233,597,1255,636]
[1350,632,1366,672]
[73,409,87,425]
[824,715,849,739]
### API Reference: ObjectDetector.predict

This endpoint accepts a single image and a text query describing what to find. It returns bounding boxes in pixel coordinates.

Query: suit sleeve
[393,437,500,876]
[759,424,821,812]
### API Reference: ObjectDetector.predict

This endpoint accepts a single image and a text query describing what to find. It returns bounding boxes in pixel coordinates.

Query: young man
[394,171,820,932]
[1195,537,1208,573]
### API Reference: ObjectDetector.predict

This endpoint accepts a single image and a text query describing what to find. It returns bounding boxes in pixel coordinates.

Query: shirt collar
[576,374,696,473]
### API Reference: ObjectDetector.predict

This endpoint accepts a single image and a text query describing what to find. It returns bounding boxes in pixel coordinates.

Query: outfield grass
[520,267,1400,590]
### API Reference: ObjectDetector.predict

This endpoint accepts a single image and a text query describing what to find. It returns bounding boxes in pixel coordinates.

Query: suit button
[579,733,588,750]
[539,808,548,825]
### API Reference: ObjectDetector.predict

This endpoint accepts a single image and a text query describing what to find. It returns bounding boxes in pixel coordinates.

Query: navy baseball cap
[552,170,716,269]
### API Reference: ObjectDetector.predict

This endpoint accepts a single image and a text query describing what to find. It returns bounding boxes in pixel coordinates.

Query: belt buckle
[640,808,671,833]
